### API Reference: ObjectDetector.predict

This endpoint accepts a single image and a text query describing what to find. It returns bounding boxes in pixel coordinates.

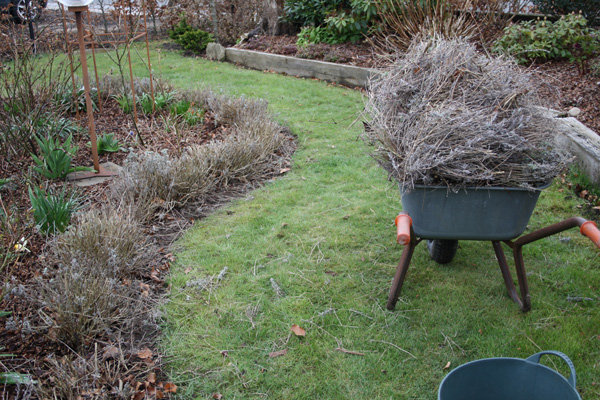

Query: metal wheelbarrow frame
[387,185,600,312]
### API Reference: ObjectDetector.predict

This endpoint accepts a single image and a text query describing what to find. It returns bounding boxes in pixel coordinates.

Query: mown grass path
[137,51,600,399]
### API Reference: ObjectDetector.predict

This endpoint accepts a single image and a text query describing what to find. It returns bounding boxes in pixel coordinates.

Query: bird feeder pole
[58,0,116,178]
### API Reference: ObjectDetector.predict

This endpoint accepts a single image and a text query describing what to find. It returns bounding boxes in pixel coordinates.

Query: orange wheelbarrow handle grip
[394,214,412,245]
[580,221,600,248]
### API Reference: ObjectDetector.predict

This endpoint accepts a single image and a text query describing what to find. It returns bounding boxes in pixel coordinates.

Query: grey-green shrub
[111,90,293,222]
[42,206,158,349]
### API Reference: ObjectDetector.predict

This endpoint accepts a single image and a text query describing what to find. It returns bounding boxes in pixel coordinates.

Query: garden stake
[59,0,116,179]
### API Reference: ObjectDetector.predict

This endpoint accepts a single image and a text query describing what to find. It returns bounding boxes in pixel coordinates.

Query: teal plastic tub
[401,184,549,241]
[438,351,581,400]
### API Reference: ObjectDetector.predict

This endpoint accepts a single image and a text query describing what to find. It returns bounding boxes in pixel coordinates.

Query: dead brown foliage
[364,37,569,191]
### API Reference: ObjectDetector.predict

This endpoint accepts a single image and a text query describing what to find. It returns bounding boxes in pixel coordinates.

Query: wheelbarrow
[387,184,600,312]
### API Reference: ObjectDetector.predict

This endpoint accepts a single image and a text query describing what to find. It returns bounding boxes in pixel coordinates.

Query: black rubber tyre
[11,0,41,24]
[427,239,458,264]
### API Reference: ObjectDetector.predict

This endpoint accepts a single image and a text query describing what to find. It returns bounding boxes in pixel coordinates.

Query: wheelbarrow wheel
[427,239,458,264]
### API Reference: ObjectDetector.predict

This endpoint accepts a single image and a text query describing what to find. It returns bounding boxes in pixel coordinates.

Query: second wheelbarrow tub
[400,184,550,241]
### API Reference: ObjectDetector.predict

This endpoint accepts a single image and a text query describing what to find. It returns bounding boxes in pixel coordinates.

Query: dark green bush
[178,29,214,54]
[168,18,193,40]
[494,14,600,73]
[168,18,214,54]
[531,0,599,26]
[285,0,377,44]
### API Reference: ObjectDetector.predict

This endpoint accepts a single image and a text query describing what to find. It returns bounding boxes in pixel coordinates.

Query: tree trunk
[210,0,219,43]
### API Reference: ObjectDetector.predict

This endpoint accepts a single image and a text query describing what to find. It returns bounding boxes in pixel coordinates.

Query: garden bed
[236,35,600,136]
[0,77,295,398]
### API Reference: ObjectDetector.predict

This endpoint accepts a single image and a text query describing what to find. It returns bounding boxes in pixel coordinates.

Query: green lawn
[95,44,600,399]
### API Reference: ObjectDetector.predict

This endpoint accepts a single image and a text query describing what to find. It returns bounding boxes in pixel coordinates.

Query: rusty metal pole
[60,4,79,119]
[86,11,103,113]
[72,6,100,173]
[141,0,155,112]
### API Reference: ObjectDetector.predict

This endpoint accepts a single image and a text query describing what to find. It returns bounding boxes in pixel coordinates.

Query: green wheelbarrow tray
[438,351,582,400]
[401,184,550,241]
[386,184,600,312]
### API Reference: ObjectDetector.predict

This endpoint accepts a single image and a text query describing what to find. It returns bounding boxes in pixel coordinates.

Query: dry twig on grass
[364,37,569,192]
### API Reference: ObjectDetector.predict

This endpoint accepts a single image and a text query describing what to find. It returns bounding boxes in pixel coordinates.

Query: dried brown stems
[371,0,530,53]
[364,37,568,192]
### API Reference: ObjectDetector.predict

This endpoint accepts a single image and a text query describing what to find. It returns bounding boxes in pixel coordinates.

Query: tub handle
[526,350,577,388]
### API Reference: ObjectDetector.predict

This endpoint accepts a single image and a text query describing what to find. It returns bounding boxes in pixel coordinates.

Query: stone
[68,161,121,187]
[206,43,226,61]
[568,107,581,117]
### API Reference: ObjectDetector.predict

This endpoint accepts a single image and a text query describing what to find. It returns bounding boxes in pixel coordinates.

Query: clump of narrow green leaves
[115,94,134,114]
[169,100,205,126]
[139,91,175,114]
[28,185,81,235]
[32,135,92,180]
[90,132,122,154]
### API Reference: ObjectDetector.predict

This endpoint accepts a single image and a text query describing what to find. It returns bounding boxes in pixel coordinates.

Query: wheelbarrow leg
[387,240,418,310]
[496,217,598,312]
[492,241,523,308]
[511,243,532,312]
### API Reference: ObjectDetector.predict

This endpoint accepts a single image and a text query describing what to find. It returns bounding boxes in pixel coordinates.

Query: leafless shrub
[40,258,139,350]
[41,353,136,400]
[159,0,263,45]
[371,0,478,54]
[96,73,175,100]
[372,0,531,53]
[457,0,531,45]
[40,207,160,349]
[54,206,153,276]
[112,90,293,222]
[364,37,569,192]
[0,27,72,157]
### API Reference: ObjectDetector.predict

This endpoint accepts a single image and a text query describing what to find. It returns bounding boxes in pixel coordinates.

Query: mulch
[236,35,600,135]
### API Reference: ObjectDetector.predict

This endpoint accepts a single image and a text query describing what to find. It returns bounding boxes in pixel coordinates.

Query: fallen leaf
[140,282,150,297]
[279,168,291,174]
[185,266,192,274]
[212,394,223,399]
[269,349,288,358]
[164,382,177,393]
[133,391,145,400]
[150,270,163,283]
[155,390,164,399]
[147,372,156,384]
[291,324,306,336]
[102,345,120,360]
[137,348,153,359]
[443,361,451,370]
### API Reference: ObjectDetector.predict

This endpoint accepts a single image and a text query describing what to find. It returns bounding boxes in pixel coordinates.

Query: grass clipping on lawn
[364,37,569,192]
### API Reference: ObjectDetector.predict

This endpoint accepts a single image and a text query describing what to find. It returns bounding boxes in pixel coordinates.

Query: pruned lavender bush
[112,90,293,222]
[41,206,159,350]
[364,37,569,192]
